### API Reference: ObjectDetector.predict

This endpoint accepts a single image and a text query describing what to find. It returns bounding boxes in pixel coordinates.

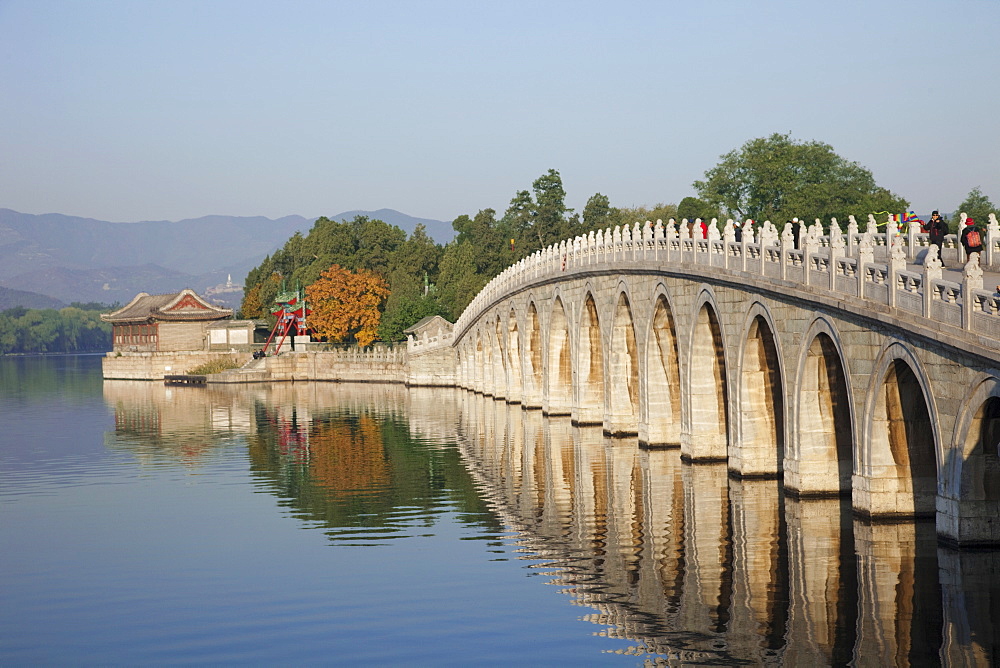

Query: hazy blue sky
[1,0,997,224]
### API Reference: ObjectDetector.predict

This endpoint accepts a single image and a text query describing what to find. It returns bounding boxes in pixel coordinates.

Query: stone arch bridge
[435,216,1000,547]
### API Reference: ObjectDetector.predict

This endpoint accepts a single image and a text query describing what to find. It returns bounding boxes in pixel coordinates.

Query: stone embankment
[102,340,457,386]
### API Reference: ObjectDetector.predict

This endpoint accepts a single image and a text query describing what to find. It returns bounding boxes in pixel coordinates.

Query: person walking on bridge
[927,210,947,263]
[961,217,984,263]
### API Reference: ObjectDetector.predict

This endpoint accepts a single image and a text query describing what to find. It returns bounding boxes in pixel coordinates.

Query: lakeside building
[102,289,257,353]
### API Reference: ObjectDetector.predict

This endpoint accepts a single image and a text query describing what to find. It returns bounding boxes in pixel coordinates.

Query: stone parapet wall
[260,349,408,383]
[102,345,433,385]
[103,351,247,380]
[406,346,458,386]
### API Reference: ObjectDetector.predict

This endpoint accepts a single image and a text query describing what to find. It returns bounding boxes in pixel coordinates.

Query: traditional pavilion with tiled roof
[102,289,234,352]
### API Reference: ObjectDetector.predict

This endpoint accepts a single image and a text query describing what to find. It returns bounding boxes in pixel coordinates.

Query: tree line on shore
[0,304,113,355]
[236,133,995,346]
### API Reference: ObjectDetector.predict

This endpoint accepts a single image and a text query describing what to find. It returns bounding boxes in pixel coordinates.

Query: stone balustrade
[454,213,1000,348]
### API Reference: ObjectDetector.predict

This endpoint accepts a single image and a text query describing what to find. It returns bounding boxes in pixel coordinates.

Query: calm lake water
[1,355,998,666]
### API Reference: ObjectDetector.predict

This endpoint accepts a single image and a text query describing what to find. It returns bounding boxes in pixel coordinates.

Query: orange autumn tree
[305,264,390,347]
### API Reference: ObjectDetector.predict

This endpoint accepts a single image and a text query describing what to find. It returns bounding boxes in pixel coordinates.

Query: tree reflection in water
[104,381,999,664]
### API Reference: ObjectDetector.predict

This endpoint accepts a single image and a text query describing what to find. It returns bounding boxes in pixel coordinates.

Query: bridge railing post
[961,254,984,330]
[847,217,858,257]
[858,233,874,299]
[986,213,1000,269]
[922,245,943,318]
[802,233,819,287]
[888,236,907,309]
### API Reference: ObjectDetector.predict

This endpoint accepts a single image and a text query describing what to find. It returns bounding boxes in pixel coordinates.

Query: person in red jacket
[961,218,984,262]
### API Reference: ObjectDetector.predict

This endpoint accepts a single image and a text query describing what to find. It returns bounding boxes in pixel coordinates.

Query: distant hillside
[0,208,452,306]
[0,286,66,311]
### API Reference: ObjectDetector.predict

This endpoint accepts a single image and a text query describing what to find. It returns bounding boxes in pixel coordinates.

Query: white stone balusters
[987,213,1000,268]
[963,252,984,330]
[906,216,920,260]
[666,218,678,263]
[866,214,878,236]
[621,224,632,262]
[847,215,859,256]
[889,235,907,273]
[829,220,845,291]
[802,225,820,285]
[780,222,794,280]
[858,232,875,297]
[760,220,775,248]
[722,219,736,268]
[781,221,794,245]
[922,245,943,318]
[888,236,907,308]
[958,213,969,264]
[885,214,898,251]
[708,217,721,241]
[811,218,824,247]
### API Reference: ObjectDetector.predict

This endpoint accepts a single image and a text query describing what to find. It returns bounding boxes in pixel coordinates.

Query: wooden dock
[164,374,207,386]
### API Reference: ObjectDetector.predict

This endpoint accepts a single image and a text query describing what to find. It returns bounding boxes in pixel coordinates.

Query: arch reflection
[456,393,997,664]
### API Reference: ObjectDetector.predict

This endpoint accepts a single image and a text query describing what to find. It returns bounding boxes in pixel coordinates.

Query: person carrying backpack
[961,217,984,262]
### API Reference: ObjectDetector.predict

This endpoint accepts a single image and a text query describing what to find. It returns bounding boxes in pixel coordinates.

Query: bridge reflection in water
[103,379,998,664]
[456,391,997,665]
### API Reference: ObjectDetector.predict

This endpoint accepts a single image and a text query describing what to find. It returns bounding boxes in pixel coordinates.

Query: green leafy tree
[956,187,997,229]
[0,306,110,354]
[677,197,719,222]
[241,215,412,327]
[693,133,908,224]
[531,169,573,248]
[437,241,489,320]
[379,224,446,341]
[582,193,620,231]
[617,202,679,227]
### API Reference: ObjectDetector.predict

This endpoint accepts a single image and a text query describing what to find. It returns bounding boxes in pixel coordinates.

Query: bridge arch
[607,285,640,436]
[574,290,604,426]
[505,306,522,404]
[940,376,1000,544]
[641,285,682,447]
[523,299,544,409]
[545,293,573,416]
[473,331,485,394]
[732,301,785,478]
[683,286,730,461]
[859,341,939,518]
[482,325,497,397]
[787,317,855,497]
[491,317,505,400]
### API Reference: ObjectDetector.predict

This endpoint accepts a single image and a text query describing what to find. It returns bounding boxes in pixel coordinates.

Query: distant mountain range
[0,208,453,309]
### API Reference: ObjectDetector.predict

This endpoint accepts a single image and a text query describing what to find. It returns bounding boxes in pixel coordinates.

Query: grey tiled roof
[101,289,233,323]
